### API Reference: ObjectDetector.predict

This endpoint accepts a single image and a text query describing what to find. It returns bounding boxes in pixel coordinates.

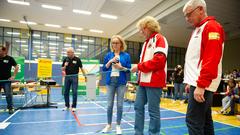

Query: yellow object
[235,103,240,113]
[37,58,52,78]
[37,88,48,95]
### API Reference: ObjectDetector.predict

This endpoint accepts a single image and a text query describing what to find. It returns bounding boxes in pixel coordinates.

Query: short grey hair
[183,0,207,12]
[66,47,74,53]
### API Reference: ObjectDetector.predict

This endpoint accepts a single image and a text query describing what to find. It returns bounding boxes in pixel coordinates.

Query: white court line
[11,119,75,125]
[19,105,134,112]
[65,128,134,135]
[92,101,135,127]
[0,94,37,129]
[1,109,20,123]
[8,114,185,125]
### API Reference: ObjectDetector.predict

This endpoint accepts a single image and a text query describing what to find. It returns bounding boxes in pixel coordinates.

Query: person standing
[183,0,225,134]
[101,35,131,134]
[0,46,19,114]
[131,16,168,135]
[62,47,86,112]
[173,65,184,100]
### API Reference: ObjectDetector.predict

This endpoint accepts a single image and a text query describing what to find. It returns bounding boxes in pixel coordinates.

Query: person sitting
[226,81,240,115]
[219,78,237,114]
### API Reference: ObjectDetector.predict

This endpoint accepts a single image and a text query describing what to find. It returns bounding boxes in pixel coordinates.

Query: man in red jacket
[183,0,225,134]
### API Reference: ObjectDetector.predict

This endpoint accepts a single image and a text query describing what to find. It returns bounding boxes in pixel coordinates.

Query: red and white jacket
[184,16,225,92]
[138,32,168,88]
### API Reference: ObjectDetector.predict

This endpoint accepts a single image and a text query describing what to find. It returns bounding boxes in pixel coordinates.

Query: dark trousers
[186,86,214,135]
[64,76,78,108]
[230,98,240,114]
[0,81,13,109]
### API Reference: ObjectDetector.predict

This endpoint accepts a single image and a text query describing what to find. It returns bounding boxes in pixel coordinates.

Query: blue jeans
[106,77,126,125]
[64,76,78,108]
[0,81,13,109]
[186,86,214,135]
[134,86,162,135]
[174,83,184,100]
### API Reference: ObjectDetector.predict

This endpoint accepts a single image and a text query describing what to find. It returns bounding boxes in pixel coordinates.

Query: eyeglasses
[184,7,199,18]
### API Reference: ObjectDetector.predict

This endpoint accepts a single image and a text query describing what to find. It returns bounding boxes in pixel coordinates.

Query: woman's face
[111,38,122,52]
[139,27,151,39]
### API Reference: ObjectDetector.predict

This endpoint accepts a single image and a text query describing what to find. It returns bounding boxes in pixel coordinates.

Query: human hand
[9,76,15,81]
[131,65,138,73]
[194,87,205,103]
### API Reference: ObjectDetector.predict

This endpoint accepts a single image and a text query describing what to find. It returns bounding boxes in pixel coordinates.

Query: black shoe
[184,99,188,104]
[9,109,14,114]
[224,112,234,116]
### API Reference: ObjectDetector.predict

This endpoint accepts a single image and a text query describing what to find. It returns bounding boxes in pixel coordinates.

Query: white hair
[66,47,74,53]
[183,0,207,12]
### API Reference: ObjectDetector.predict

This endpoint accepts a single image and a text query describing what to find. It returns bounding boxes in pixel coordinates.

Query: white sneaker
[116,125,122,134]
[71,108,77,112]
[62,107,69,111]
[101,125,111,133]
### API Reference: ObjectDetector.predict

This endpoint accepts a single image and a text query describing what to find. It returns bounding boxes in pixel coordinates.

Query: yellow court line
[160,98,240,127]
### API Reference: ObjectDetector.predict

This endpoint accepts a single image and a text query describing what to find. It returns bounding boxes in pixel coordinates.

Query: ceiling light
[7,0,30,6]
[76,48,85,52]
[89,29,103,33]
[83,39,94,43]
[34,46,44,49]
[7,32,20,35]
[72,9,91,15]
[15,40,27,43]
[20,21,37,25]
[41,4,62,10]
[33,41,42,44]
[33,34,40,37]
[65,37,77,41]
[47,35,59,39]
[50,51,57,53]
[78,45,88,48]
[45,24,61,28]
[75,52,81,55]
[100,14,118,20]
[49,46,57,50]
[68,26,83,31]
[64,43,72,47]
[21,45,28,47]
[0,18,11,22]
[49,42,58,46]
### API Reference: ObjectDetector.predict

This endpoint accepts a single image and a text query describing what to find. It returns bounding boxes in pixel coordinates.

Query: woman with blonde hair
[131,16,168,135]
[102,35,131,134]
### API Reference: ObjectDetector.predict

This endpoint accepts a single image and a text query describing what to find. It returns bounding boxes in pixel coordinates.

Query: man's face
[67,50,74,58]
[183,6,201,27]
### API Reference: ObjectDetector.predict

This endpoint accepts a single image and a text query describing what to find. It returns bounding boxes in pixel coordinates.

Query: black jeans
[186,86,214,135]
[64,76,78,108]
[0,81,13,109]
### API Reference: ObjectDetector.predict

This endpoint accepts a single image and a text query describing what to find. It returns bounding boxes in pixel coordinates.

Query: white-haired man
[62,47,86,112]
[183,0,225,134]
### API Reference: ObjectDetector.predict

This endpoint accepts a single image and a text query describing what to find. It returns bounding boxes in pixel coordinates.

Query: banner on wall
[37,58,52,78]
[11,57,25,81]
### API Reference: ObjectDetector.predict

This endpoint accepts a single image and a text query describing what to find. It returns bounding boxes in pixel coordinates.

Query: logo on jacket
[208,32,220,40]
